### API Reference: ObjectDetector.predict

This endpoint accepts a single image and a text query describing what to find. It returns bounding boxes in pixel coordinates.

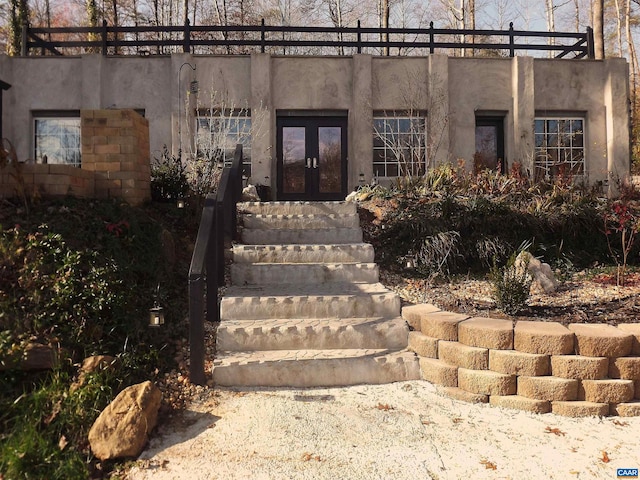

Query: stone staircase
[211,201,420,387]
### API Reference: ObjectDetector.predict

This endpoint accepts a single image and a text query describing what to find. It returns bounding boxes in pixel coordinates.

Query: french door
[276,116,348,201]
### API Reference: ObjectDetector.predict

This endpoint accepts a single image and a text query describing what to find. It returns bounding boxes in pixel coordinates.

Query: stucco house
[0,46,630,201]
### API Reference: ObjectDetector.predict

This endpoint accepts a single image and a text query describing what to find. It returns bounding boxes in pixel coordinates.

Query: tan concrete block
[458,368,516,396]
[514,321,574,355]
[582,379,634,403]
[636,381,640,400]
[401,304,441,331]
[437,386,488,404]
[609,357,640,380]
[94,127,120,137]
[551,355,609,380]
[489,395,550,414]
[420,311,469,341]
[610,401,640,417]
[438,341,488,370]
[92,136,108,145]
[419,357,457,387]
[489,349,550,376]
[568,324,633,357]
[408,332,438,358]
[517,376,579,401]
[458,317,513,349]
[94,144,121,155]
[81,109,95,119]
[552,401,609,417]
[617,324,640,355]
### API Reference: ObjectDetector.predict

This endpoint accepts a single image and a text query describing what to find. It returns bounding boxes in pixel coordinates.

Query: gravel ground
[128,381,640,480]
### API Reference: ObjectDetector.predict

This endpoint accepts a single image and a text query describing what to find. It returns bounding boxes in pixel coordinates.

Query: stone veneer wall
[0,109,150,206]
[403,304,640,418]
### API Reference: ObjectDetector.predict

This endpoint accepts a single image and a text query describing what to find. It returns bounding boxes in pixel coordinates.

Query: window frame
[195,110,252,178]
[534,116,585,180]
[32,111,82,167]
[372,113,427,178]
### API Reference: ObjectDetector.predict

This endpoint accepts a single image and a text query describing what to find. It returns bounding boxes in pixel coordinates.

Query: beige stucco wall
[0,52,630,198]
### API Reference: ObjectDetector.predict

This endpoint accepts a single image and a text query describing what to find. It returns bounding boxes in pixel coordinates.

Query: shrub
[151,146,189,201]
[489,250,533,316]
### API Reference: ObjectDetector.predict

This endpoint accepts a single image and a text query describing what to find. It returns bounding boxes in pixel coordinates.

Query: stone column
[428,54,450,167]
[511,56,535,176]
[250,53,274,192]
[350,54,373,190]
[604,57,631,194]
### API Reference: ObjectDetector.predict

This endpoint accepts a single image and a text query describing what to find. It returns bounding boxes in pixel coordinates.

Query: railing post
[586,26,595,59]
[189,274,206,385]
[261,18,266,53]
[101,19,108,55]
[21,23,28,56]
[184,18,191,53]
[357,20,362,54]
[429,21,434,54]
[509,22,515,57]
[216,199,225,284]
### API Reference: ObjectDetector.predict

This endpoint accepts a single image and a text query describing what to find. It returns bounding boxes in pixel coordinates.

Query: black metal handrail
[188,144,243,385]
[21,20,594,59]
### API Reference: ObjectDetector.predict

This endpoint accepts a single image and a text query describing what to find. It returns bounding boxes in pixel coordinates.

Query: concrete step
[242,213,359,230]
[231,262,379,285]
[238,201,356,216]
[212,349,420,387]
[220,283,400,320]
[241,227,362,245]
[232,243,375,264]
[217,317,409,351]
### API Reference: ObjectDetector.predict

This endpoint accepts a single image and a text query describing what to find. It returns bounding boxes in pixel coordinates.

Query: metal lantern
[149,305,165,327]
[190,79,199,94]
[359,173,365,186]
[177,198,185,209]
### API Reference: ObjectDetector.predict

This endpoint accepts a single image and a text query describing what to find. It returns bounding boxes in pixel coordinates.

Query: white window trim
[373,114,427,178]
[534,116,585,180]
[33,113,82,167]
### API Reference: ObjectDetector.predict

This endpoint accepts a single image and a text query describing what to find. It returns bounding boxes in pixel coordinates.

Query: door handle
[306,158,312,169]
[313,158,318,169]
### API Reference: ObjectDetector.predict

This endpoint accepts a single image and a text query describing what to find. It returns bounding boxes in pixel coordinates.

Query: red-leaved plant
[603,200,640,286]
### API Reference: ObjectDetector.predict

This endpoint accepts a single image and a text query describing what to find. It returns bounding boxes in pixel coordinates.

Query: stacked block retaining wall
[404,304,640,417]
[0,109,150,206]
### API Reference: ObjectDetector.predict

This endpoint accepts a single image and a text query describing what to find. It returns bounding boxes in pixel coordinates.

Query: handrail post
[21,23,28,56]
[101,19,108,55]
[586,26,595,59]
[189,274,205,385]
[184,18,191,53]
[261,18,266,53]
[429,21,434,54]
[509,22,514,57]
[357,20,362,54]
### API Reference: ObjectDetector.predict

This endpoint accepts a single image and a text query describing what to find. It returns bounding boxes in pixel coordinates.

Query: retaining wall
[0,109,150,206]
[403,304,640,417]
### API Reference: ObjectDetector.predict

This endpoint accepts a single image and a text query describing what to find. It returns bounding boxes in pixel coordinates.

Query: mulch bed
[382,270,640,327]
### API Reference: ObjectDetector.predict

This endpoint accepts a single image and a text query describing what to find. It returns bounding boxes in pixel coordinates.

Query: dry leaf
[569,471,580,475]
[452,417,463,424]
[376,403,393,411]
[601,451,610,463]
[58,435,68,451]
[421,420,432,425]
[613,420,629,426]
[44,401,62,426]
[480,459,497,470]
[301,452,321,462]
[545,426,566,436]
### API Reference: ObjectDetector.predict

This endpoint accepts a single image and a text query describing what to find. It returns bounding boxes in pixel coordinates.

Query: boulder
[0,342,58,371]
[515,251,558,293]
[241,185,260,202]
[88,381,162,460]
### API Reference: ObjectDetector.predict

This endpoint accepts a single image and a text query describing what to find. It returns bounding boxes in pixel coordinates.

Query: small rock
[88,381,162,460]
[72,355,119,391]
[515,251,558,293]
[241,185,260,202]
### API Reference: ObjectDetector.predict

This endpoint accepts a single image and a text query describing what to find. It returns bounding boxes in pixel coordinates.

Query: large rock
[241,185,260,202]
[88,381,162,460]
[515,251,558,293]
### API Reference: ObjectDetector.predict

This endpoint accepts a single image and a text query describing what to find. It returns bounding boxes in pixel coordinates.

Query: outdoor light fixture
[149,285,165,327]
[177,198,185,209]
[359,173,365,186]
[178,62,197,155]
[242,174,249,188]
[190,79,199,94]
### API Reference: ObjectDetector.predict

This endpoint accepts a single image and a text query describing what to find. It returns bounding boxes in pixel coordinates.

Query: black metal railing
[188,144,243,385]
[21,20,594,59]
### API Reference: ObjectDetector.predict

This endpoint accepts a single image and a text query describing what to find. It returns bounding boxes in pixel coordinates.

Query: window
[373,115,426,177]
[196,114,252,178]
[534,117,585,179]
[34,115,81,167]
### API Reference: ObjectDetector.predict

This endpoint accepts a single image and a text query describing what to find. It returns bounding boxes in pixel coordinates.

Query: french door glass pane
[318,126,342,193]
[282,127,306,194]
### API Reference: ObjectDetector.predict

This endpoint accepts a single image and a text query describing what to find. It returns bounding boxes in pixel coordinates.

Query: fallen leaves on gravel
[612,419,629,426]
[480,459,497,470]
[376,403,393,411]
[545,426,566,436]
[601,451,610,463]
[302,453,321,462]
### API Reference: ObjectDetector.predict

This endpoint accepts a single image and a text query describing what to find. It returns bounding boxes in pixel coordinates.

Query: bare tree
[593,0,605,58]
[379,0,390,55]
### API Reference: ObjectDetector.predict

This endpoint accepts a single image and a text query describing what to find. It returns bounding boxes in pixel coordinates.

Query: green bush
[489,251,533,316]
[151,146,189,201]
